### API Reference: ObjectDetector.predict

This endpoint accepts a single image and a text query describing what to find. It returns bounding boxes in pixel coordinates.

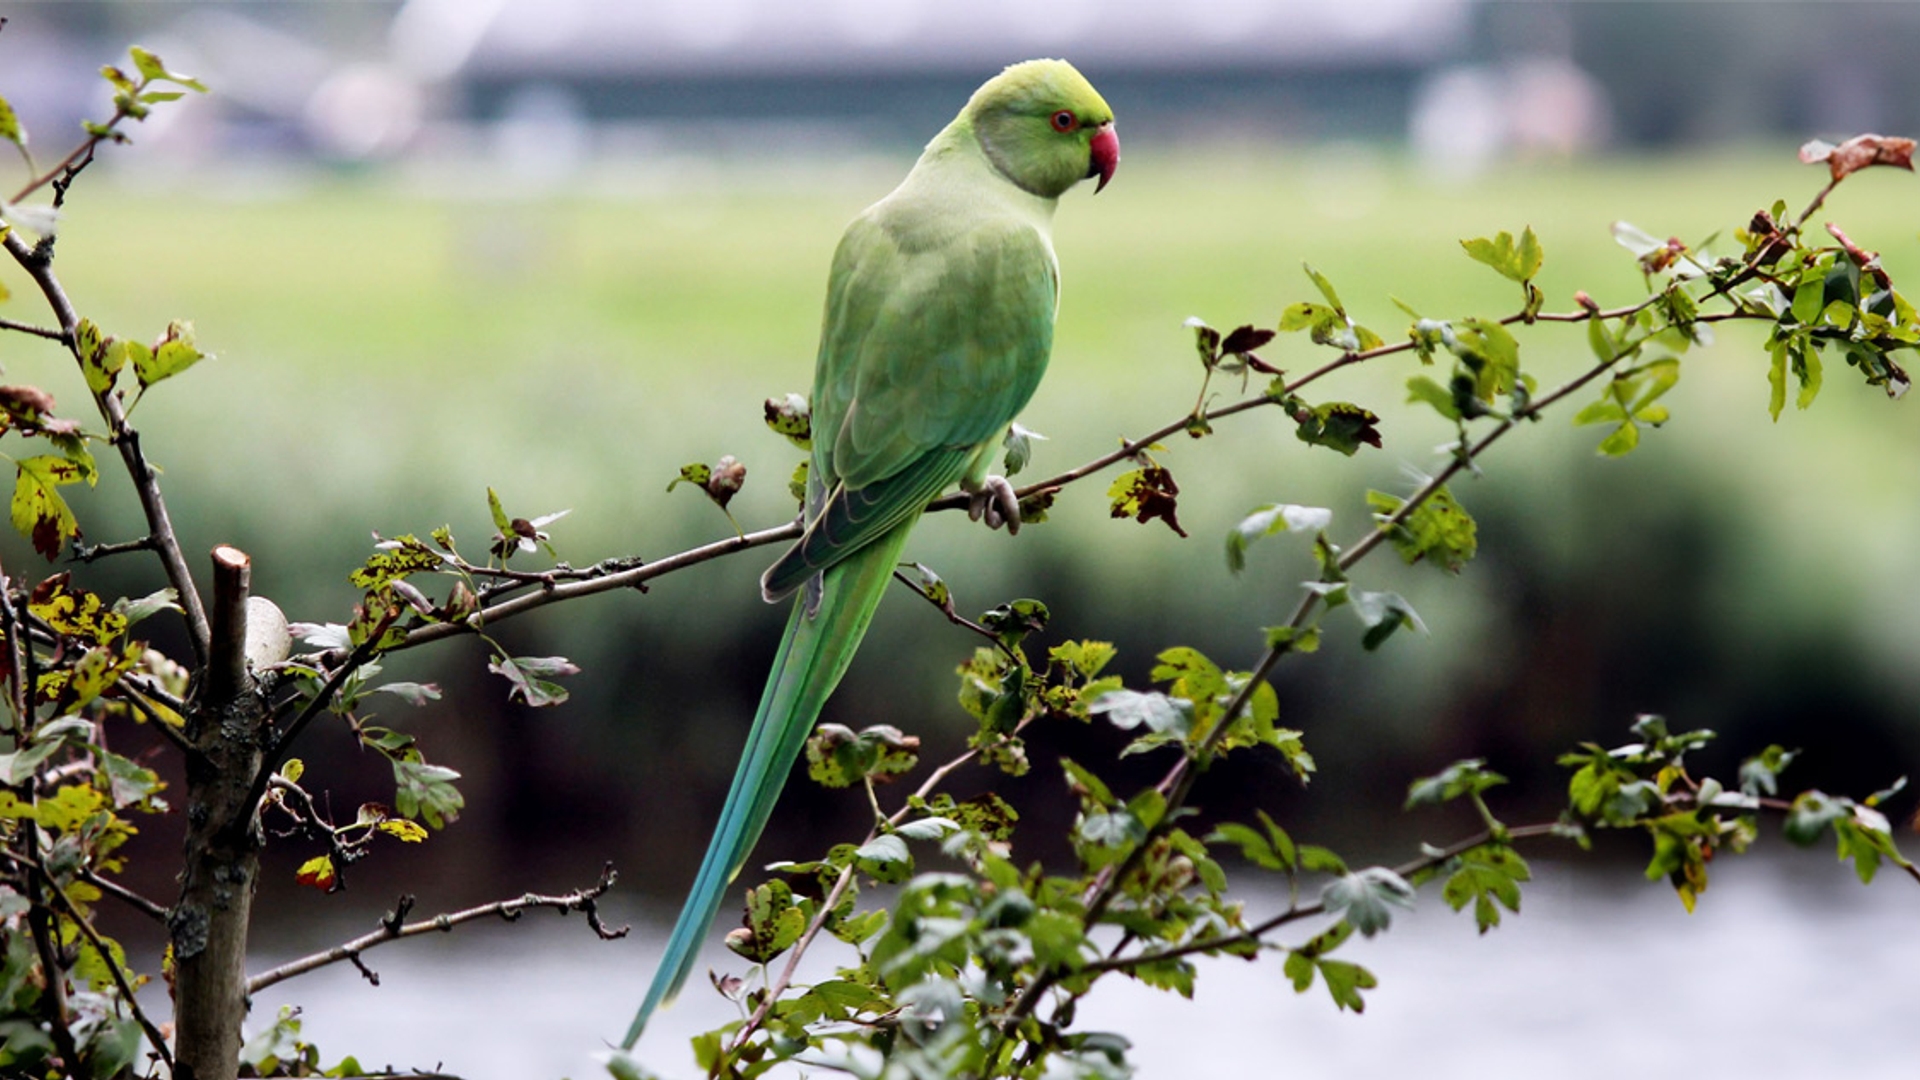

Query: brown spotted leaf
[1799,134,1917,180]
[1108,466,1188,538]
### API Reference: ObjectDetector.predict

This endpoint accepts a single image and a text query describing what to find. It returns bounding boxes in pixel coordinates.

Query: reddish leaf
[1800,134,1916,180]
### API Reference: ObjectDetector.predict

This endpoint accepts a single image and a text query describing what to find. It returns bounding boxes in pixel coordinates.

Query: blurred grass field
[11,144,1920,896]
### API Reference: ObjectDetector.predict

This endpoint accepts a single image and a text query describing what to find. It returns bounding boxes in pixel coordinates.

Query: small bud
[1574,290,1600,314]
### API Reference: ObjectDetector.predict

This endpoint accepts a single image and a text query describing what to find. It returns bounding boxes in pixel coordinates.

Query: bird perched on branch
[623,57,1118,1049]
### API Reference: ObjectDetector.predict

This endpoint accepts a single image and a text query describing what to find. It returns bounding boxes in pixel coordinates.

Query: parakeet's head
[966,58,1119,200]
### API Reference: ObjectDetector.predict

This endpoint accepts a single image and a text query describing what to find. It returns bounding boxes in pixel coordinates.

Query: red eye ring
[1050,110,1076,133]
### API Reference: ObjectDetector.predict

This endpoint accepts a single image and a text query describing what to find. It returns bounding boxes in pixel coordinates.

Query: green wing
[764,208,1058,598]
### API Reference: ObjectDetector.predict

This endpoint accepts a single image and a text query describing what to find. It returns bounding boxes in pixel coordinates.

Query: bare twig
[0,315,65,342]
[245,865,626,994]
[35,852,175,1070]
[392,522,801,652]
[69,535,158,563]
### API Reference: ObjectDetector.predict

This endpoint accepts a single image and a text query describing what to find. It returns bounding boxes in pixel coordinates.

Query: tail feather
[622,523,914,1049]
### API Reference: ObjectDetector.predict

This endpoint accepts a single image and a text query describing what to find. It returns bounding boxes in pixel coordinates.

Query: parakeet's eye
[1050,110,1076,133]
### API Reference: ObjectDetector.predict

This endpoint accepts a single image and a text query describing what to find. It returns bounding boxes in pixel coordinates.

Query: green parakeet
[622,58,1117,1050]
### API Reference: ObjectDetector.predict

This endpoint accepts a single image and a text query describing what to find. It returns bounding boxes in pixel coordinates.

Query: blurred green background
[5,1,1920,938]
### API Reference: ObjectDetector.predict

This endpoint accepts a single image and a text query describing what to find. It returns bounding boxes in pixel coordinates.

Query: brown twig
[0,315,65,342]
[245,864,626,994]
[34,852,175,1070]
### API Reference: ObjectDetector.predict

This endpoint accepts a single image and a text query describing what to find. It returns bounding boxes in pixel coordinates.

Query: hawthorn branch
[724,713,1041,1057]
[1070,823,1569,981]
[391,522,801,652]
[245,865,626,995]
[0,315,65,342]
[33,851,174,1071]
[1,230,211,667]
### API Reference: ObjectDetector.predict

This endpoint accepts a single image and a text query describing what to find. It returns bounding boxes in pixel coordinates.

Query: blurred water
[217,854,1916,1079]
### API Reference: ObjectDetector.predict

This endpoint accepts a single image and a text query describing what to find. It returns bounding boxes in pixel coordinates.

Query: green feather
[624,57,1115,1050]
[622,526,912,1049]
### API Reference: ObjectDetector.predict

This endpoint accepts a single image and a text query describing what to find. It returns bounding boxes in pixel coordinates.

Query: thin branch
[391,522,801,652]
[1074,823,1568,981]
[727,713,1038,1055]
[79,864,169,923]
[7,94,140,206]
[35,853,175,1071]
[245,865,626,995]
[249,638,380,814]
[0,569,32,736]
[68,535,157,564]
[890,568,1012,656]
[1,230,211,665]
[0,315,65,342]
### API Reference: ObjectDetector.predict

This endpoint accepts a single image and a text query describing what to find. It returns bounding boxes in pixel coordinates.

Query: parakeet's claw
[967,475,1022,535]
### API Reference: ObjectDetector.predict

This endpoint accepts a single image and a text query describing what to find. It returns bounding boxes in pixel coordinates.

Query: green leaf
[392,758,463,828]
[762,392,811,449]
[1460,227,1543,283]
[1405,759,1507,808]
[1784,790,1847,846]
[487,654,579,707]
[1184,316,1222,367]
[1767,340,1789,421]
[1003,422,1045,476]
[1060,756,1115,808]
[1450,318,1521,402]
[1367,486,1476,573]
[486,486,513,533]
[1226,503,1331,572]
[1321,866,1415,937]
[0,95,23,148]
[127,46,207,92]
[806,723,920,788]
[12,454,95,560]
[1080,809,1144,848]
[853,833,912,883]
[1794,341,1823,410]
[1088,689,1190,736]
[1049,639,1116,681]
[1441,847,1530,933]
[1738,745,1798,797]
[1278,302,1337,333]
[133,320,206,388]
[1349,589,1424,651]
[1405,375,1460,420]
[1293,401,1383,456]
[788,460,809,504]
[1317,959,1377,1012]
[1303,263,1346,311]
[728,879,807,963]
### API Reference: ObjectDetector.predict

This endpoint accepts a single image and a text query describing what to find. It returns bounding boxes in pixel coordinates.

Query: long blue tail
[622,525,913,1049]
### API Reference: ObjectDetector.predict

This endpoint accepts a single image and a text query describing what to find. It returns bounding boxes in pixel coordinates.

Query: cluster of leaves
[0,574,181,1076]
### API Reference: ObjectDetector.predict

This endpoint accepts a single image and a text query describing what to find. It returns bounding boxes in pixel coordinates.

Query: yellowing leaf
[295,854,336,891]
[376,819,428,843]
[134,320,207,388]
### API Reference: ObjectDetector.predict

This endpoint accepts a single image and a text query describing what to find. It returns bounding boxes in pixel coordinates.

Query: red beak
[1087,124,1119,193]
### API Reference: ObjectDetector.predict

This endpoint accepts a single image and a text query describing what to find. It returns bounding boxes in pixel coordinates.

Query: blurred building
[10,1,1920,181]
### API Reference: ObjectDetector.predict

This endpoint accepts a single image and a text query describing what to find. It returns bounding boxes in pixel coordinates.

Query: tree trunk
[170,546,264,1080]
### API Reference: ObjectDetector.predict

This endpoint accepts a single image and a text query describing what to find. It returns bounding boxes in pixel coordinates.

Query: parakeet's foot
[967,475,1022,535]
